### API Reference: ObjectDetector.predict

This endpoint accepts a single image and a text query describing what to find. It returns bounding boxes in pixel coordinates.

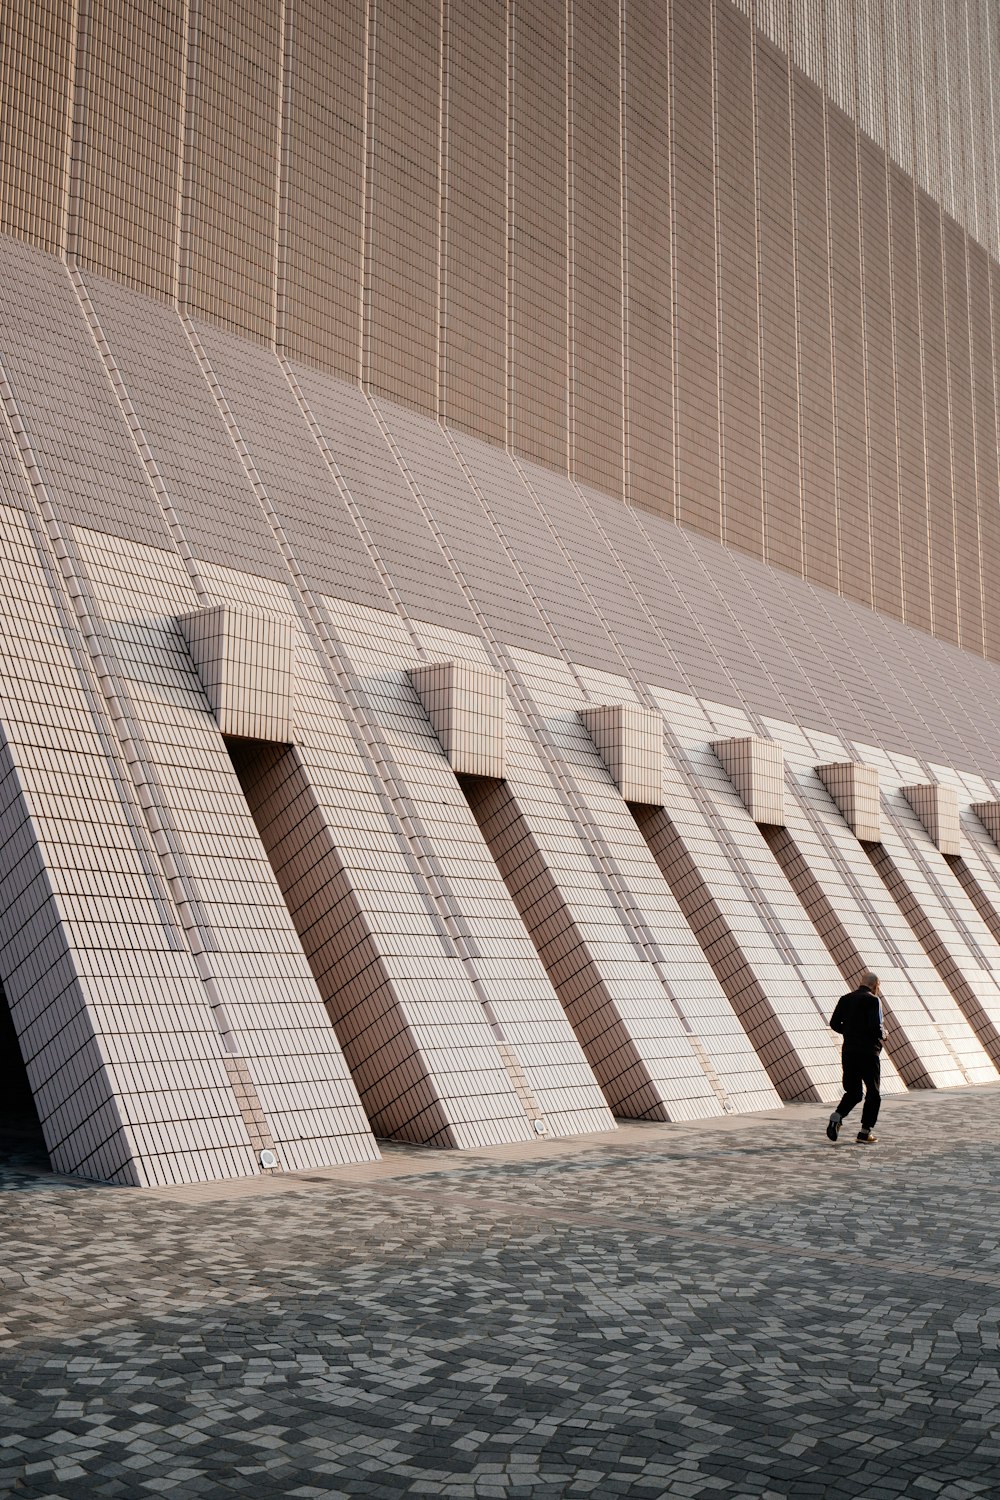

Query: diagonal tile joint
[579,704,663,806]
[711,736,785,826]
[179,605,296,743]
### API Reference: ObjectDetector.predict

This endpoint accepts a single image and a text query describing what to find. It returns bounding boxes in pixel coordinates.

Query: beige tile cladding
[68,531,379,1171]
[972,802,1000,846]
[579,704,663,807]
[9,2,1000,660]
[0,504,262,1186]
[323,605,613,1139]
[229,605,542,1150]
[856,743,1000,1068]
[923,763,1000,1006]
[463,713,723,1119]
[0,240,174,552]
[180,604,296,744]
[643,691,905,1106]
[767,723,995,1089]
[413,630,773,1116]
[11,231,1000,1182]
[181,321,561,1150]
[17,243,1000,804]
[497,651,779,1122]
[410,660,505,780]
[462,775,715,1122]
[711,737,786,827]
[816,762,882,842]
[287,395,772,1116]
[902,782,962,856]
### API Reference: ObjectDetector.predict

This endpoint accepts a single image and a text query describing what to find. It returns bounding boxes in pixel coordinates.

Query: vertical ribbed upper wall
[737,0,1000,265]
[68,0,187,298]
[278,0,366,373]
[183,0,284,338]
[4,0,1000,661]
[1,0,76,253]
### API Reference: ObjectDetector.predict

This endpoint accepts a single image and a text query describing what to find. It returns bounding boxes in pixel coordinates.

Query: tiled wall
[8,226,1000,1181]
[68,0,187,298]
[764,723,995,1092]
[181,605,297,744]
[736,0,1000,266]
[5,2,1000,657]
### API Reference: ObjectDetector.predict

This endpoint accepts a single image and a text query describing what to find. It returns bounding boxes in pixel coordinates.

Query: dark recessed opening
[0,985,50,1173]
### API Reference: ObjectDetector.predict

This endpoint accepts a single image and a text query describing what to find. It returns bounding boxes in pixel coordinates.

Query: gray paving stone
[2,1089,1000,1496]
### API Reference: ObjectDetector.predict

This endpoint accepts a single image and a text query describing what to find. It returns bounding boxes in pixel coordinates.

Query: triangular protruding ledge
[711,736,784,826]
[179,605,296,743]
[972,801,1000,848]
[579,704,663,806]
[901,782,961,856]
[816,762,881,842]
[411,659,506,779]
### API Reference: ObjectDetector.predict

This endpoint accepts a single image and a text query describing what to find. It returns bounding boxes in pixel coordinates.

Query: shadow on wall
[226,734,454,1145]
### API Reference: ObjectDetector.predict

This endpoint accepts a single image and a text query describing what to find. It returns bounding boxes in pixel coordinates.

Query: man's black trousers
[835,1044,881,1130]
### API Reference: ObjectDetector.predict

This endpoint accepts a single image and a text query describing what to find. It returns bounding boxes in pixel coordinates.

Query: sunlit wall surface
[4,1,1000,651]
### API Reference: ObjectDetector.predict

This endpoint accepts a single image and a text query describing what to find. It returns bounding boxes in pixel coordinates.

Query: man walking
[826,970,884,1145]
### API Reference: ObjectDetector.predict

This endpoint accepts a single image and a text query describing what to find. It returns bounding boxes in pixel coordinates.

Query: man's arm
[872,994,885,1048]
[830,997,847,1034]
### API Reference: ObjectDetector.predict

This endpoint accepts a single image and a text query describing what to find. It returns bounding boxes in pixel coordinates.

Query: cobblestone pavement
[2,1088,1000,1500]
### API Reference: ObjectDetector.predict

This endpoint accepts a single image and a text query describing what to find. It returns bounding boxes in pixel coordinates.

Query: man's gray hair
[859,970,879,991]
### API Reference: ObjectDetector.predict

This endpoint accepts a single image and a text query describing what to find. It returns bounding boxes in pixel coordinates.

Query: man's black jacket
[830,988,883,1051]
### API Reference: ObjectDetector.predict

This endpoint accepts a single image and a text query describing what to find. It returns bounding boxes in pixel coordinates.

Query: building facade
[3,0,1000,1184]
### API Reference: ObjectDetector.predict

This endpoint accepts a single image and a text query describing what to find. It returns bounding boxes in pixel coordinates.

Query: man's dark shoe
[826,1112,841,1142]
[856,1130,878,1145]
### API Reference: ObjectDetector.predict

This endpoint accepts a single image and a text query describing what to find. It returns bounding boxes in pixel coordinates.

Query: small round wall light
[259,1148,279,1169]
